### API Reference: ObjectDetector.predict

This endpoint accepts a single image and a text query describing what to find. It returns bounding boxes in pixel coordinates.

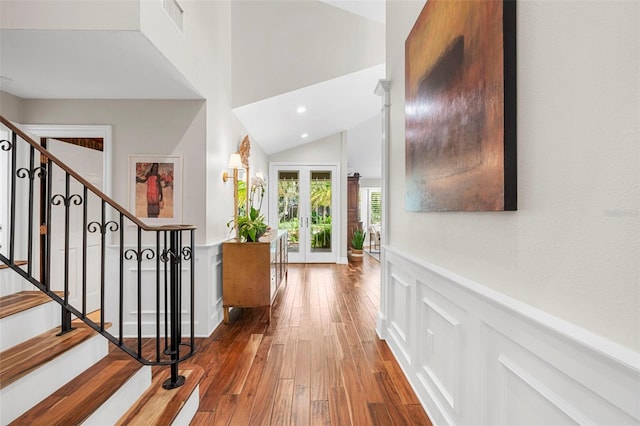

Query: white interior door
[48,138,103,313]
[270,164,339,263]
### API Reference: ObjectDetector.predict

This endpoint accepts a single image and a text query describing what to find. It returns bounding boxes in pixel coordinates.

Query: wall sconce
[222,153,243,182]
[223,153,243,239]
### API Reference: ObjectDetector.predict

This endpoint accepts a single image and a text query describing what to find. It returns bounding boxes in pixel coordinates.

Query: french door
[269,164,339,263]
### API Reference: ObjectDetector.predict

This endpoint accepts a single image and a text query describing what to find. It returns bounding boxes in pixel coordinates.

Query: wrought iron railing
[0,115,195,389]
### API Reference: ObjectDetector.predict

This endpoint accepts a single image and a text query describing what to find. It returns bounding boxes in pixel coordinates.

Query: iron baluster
[45,158,52,291]
[15,154,46,275]
[82,186,88,317]
[156,231,161,363]
[190,229,195,351]
[118,212,124,345]
[51,173,83,335]
[88,214,118,331]
[9,132,16,262]
[0,137,12,262]
[26,146,34,275]
[123,235,155,359]
[163,230,169,353]
[177,230,182,344]
[137,226,142,358]
[163,230,185,389]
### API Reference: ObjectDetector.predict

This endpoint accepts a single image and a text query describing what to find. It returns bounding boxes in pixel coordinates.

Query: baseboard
[380,246,640,425]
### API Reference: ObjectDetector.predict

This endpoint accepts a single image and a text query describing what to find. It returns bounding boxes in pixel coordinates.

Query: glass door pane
[303,167,337,263]
[309,171,332,254]
[277,171,300,257]
[271,164,338,263]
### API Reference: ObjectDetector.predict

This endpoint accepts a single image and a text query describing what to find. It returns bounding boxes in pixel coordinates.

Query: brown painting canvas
[135,162,175,219]
[405,0,516,211]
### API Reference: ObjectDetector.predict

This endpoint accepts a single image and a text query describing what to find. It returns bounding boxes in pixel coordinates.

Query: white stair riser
[0,301,60,351]
[82,366,152,426]
[171,383,200,426]
[0,269,29,298]
[0,334,108,425]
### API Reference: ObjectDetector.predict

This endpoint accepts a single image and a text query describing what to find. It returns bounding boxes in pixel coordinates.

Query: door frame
[23,125,112,284]
[23,124,112,196]
[269,162,341,263]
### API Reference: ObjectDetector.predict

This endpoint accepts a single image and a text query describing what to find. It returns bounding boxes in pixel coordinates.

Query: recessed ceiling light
[297,106,307,114]
[301,133,308,139]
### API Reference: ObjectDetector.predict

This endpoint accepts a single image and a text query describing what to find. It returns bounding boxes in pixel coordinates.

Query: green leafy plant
[227,175,268,242]
[351,228,366,250]
[237,206,268,242]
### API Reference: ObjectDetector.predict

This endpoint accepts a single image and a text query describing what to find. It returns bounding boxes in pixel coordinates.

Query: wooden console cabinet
[222,230,288,323]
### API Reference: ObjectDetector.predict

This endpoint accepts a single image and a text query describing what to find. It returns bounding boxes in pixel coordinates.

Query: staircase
[0,116,203,424]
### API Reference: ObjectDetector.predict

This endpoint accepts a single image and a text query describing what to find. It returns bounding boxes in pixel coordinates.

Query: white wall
[0,0,139,30]
[269,132,342,164]
[0,91,24,122]
[21,99,208,242]
[137,0,268,244]
[360,178,381,188]
[386,0,639,353]
[347,114,381,179]
[231,0,385,107]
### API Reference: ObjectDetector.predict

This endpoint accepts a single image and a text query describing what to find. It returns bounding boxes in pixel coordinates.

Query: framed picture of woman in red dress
[129,155,182,225]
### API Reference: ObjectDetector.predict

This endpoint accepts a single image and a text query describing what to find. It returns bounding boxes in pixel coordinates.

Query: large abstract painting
[405,0,516,211]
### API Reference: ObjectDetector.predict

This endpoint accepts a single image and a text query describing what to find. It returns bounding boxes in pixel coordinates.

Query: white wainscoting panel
[416,279,467,422]
[203,244,223,334]
[387,265,414,365]
[379,246,640,426]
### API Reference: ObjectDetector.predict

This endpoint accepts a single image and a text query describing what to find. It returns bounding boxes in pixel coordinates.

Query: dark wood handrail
[1,115,195,232]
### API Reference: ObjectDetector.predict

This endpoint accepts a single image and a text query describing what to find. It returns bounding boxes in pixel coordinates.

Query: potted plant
[236,206,268,242]
[227,174,268,242]
[350,228,366,261]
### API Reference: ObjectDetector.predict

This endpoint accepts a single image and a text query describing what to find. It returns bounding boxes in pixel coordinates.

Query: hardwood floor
[186,255,432,425]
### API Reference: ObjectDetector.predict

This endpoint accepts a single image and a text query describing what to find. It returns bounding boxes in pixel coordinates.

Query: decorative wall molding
[380,246,640,425]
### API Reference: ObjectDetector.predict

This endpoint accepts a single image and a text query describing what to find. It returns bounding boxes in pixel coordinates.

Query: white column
[374,79,391,339]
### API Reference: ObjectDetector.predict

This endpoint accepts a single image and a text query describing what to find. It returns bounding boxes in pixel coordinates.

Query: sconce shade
[228,153,243,169]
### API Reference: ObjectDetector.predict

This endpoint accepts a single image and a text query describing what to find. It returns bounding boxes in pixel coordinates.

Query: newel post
[163,229,186,389]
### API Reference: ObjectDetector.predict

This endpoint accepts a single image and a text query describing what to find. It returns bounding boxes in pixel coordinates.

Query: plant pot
[350,248,364,261]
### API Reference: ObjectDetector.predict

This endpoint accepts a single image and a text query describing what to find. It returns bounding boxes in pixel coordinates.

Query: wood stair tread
[0,324,99,389]
[0,260,27,270]
[0,290,63,320]
[10,353,144,426]
[116,364,204,425]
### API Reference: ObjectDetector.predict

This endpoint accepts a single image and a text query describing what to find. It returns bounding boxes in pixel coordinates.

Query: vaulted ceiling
[0,1,385,177]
